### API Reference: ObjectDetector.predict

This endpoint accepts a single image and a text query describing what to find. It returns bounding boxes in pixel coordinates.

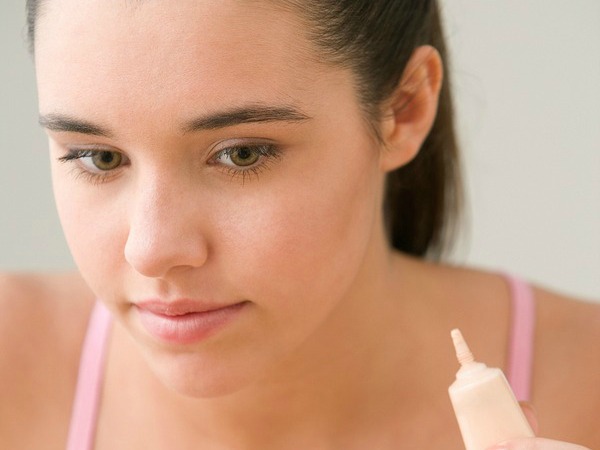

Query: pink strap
[504,275,536,402]
[66,302,112,450]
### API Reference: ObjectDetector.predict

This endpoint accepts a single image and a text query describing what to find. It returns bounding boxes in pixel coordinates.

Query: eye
[88,151,123,171]
[215,144,274,168]
[210,142,282,183]
[57,148,129,184]
[225,146,261,167]
[59,149,125,173]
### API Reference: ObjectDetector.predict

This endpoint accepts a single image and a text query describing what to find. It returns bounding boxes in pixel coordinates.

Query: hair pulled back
[25,0,462,259]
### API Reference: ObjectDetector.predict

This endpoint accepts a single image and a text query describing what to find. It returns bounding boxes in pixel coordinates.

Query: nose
[124,179,209,279]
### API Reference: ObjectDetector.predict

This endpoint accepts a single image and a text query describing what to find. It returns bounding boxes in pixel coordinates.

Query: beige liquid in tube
[448,329,534,450]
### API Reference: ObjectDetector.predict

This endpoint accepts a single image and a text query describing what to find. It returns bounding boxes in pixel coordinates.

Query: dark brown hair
[25,0,462,259]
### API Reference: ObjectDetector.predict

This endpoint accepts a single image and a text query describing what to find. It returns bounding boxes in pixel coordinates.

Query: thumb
[519,401,539,435]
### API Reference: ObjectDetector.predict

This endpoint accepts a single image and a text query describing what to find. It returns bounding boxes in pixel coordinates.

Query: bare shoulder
[0,272,95,448]
[534,285,600,374]
[0,271,95,363]
[532,285,600,447]
[534,285,600,343]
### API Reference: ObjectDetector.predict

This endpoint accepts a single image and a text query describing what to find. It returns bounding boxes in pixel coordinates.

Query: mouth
[134,299,248,345]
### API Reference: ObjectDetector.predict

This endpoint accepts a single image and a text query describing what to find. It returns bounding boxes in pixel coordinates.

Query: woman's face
[35,0,389,396]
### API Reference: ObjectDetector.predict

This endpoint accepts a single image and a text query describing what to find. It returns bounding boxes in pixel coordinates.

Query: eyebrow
[39,114,112,137]
[182,105,311,132]
[38,104,311,137]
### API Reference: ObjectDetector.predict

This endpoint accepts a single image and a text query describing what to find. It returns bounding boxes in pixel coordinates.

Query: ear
[378,45,443,172]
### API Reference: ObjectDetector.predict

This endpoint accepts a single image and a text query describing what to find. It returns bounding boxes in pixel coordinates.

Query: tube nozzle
[451,328,475,366]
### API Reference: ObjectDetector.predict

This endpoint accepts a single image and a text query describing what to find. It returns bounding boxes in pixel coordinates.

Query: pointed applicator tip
[451,328,475,366]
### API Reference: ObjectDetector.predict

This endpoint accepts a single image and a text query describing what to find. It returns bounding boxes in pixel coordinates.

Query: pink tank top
[65,275,536,449]
[65,302,112,450]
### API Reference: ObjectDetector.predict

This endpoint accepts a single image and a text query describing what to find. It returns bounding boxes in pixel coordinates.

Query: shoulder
[0,272,95,448]
[533,285,600,376]
[534,285,600,334]
[531,285,600,447]
[0,272,96,364]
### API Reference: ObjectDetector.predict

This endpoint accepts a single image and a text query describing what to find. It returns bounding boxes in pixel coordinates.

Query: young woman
[1,1,598,448]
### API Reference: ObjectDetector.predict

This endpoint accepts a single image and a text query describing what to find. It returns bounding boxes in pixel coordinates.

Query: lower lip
[136,302,247,345]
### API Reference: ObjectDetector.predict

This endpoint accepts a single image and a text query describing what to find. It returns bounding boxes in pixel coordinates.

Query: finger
[487,437,591,450]
[519,401,539,435]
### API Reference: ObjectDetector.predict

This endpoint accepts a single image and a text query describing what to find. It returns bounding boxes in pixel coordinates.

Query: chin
[144,346,264,399]
[166,370,252,399]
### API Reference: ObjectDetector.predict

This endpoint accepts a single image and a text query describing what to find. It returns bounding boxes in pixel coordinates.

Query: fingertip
[519,401,539,435]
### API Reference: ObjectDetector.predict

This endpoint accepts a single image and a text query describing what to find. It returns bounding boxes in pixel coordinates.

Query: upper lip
[134,299,238,316]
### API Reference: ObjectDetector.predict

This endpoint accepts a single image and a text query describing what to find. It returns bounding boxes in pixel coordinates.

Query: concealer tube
[448,329,534,450]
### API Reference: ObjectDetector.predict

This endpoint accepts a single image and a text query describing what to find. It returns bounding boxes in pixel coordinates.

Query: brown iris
[91,151,122,170]
[229,147,260,167]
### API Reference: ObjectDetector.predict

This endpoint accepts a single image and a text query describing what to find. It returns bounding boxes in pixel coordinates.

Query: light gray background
[1,1,598,300]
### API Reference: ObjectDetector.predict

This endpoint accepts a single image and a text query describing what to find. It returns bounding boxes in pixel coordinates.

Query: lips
[134,299,247,345]
[136,299,236,316]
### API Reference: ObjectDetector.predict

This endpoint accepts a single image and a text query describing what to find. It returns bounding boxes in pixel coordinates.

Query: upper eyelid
[68,143,122,150]
[58,148,99,162]
[211,142,280,159]
[209,137,277,151]
[63,144,134,162]
[61,137,275,152]
[59,147,125,159]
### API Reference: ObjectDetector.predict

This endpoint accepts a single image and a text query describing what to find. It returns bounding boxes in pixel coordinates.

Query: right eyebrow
[38,114,113,138]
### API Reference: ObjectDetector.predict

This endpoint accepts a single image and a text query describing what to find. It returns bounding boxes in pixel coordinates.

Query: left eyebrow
[181,104,311,133]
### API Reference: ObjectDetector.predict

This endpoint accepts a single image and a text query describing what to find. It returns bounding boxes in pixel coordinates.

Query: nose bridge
[124,172,208,277]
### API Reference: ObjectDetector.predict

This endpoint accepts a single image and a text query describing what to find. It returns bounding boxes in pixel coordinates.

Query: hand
[487,439,590,450]
[486,403,591,450]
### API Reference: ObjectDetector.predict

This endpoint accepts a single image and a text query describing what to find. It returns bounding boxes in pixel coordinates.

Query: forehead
[34,0,327,127]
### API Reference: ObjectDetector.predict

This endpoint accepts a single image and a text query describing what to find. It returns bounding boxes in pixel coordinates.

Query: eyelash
[211,143,282,183]
[57,148,126,185]
[57,143,282,185]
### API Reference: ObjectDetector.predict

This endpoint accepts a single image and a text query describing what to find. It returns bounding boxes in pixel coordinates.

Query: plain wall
[1,1,598,300]
[442,0,600,301]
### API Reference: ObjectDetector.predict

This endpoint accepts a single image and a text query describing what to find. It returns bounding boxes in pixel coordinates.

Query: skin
[0,0,599,449]
[38,0,396,400]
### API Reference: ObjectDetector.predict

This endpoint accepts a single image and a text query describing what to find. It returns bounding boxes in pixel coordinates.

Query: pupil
[237,148,251,160]
[100,152,113,163]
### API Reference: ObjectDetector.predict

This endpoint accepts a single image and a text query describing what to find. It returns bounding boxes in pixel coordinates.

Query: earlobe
[379,45,443,172]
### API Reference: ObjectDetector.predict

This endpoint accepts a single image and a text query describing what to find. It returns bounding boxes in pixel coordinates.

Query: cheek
[216,142,382,309]
[51,163,127,296]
